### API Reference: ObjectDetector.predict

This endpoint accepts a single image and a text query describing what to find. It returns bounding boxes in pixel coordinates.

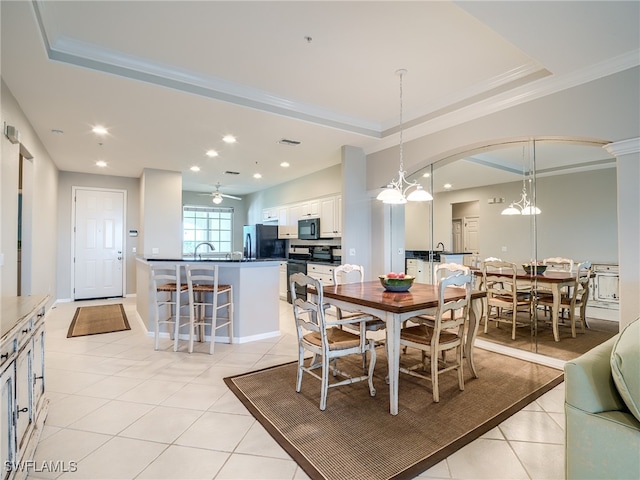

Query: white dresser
[1,295,49,480]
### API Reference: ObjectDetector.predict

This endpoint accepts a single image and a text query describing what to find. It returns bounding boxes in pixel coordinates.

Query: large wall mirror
[405,139,620,360]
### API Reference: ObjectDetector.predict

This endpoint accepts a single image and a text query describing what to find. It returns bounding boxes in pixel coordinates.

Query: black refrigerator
[242,224,286,259]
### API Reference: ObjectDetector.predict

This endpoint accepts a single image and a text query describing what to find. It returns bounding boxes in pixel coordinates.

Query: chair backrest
[434,272,473,334]
[150,264,182,292]
[150,263,183,321]
[483,256,502,263]
[435,263,470,284]
[574,261,592,303]
[332,264,364,285]
[543,257,574,272]
[482,260,518,298]
[185,263,221,307]
[290,272,326,338]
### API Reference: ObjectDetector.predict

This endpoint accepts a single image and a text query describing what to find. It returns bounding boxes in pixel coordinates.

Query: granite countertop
[142,257,286,263]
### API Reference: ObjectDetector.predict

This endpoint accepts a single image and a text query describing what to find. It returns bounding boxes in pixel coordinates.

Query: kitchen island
[135,258,282,343]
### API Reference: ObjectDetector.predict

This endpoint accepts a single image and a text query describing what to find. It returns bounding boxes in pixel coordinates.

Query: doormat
[67,304,131,338]
[225,348,563,480]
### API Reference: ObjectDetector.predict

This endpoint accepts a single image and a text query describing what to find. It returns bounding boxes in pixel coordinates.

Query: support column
[605,138,640,329]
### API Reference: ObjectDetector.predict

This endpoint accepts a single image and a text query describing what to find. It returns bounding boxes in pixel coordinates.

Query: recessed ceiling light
[92,126,108,135]
[51,129,64,135]
[280,162,290,168]
[205,150,218,158]
[190,166,200,172]
[443,183,452,189]
[222,135,237,144]
[253,173,262,179]
[95,160,107,168]
[422,172,430,178]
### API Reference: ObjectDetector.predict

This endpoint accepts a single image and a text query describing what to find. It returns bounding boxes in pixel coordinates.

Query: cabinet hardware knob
[37,313,45,318]
[22,329,29,334]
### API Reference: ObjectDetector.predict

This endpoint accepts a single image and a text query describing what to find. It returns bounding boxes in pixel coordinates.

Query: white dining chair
[399,272,473,402]
[290,272,376,410]
[482,260,532,340]
[332,264,386,371]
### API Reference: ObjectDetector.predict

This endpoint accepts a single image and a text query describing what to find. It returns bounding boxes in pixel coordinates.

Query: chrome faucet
[194,242,215,259]
[436,242,445,251]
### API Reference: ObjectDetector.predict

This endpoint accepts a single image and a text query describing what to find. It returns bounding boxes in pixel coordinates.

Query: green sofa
[564,319,640,480]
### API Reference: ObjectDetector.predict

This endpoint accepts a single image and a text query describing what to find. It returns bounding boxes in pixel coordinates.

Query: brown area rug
[225,348,563,480]
[67,304,131,338]
[479,315,619,361]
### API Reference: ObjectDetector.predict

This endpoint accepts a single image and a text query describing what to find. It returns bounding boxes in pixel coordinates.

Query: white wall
[140,168,182,259]
[1,80,58,303]
[416,168,618,265]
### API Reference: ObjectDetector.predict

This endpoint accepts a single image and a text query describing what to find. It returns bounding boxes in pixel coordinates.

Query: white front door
[74,188,124,299]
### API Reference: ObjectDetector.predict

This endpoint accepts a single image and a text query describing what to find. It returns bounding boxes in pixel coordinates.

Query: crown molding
[604,138,640,157]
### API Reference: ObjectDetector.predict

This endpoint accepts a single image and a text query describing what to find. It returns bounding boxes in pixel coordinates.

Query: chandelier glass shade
[212,194,223,204]
[377,69,432,204]
[501,147,540,215]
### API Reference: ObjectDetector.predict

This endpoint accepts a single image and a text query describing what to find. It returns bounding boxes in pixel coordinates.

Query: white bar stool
[150,264,189,351]
[185,264,234,354]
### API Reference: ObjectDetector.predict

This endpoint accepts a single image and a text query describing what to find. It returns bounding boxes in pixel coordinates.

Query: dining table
[316,280,486,415]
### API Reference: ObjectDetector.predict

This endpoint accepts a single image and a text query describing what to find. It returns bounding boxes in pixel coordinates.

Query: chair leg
[296,346,304,393]
[227,289,234,344]
[320,357,329,411]
[457,345,465,392]
[431,350,440,403]
[511,308,517,340]
[367,340,376,397]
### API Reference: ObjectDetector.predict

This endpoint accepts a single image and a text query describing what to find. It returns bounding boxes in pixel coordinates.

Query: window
[183,206,233,255]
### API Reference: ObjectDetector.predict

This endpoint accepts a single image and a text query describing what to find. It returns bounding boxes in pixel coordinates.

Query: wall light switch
[152,248,159,254]
[349,248,356,256]
[398,248,404,255]
[501,246,508,252]
[132,247,137,253]
[0,253,4,266]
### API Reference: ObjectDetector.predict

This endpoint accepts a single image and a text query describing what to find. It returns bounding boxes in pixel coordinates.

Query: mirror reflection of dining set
[289,258,590,413]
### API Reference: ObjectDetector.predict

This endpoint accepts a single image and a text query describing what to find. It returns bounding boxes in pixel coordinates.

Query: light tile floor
[27,296,566,480]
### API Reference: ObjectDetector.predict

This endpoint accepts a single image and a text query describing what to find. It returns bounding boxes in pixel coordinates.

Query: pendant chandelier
[376,69,432,204]
[501,146,541,215]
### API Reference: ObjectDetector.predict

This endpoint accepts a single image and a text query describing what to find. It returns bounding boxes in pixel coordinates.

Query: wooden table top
[471,267,591,283]
[318,281,485,315]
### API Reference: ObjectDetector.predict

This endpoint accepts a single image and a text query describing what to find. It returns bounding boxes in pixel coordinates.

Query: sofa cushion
[610,318,640,421]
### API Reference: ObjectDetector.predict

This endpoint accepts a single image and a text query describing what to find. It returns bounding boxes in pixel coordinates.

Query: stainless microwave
[298,217,320,240]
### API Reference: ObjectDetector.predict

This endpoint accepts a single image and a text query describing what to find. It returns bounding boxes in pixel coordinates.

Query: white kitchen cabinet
[262,207,277,223]
[405,259,434,283]
[0,296,48,480]
[307,263,336,315]
[277,206,288,226]
[319,195,342,238]
[279,262,288,300]
[288,203,304,227]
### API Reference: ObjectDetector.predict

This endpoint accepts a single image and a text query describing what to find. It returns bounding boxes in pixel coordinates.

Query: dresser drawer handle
[1,354,8,360]
[17,407,28,415]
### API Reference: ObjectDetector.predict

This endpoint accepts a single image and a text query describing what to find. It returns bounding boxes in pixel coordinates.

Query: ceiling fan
[200,183,242,204]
